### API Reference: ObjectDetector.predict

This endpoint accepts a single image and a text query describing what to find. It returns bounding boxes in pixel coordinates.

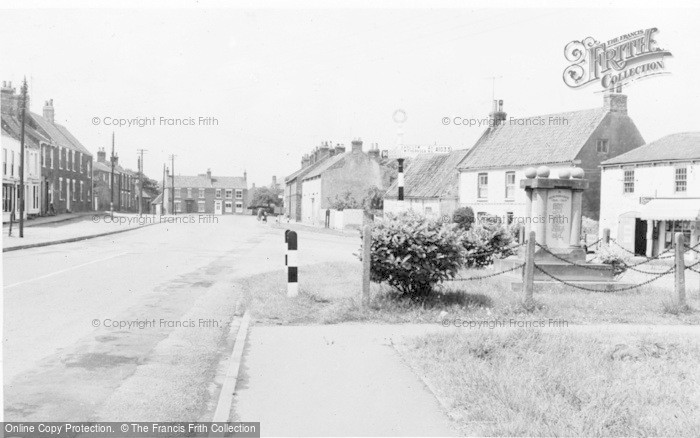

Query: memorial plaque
[545,189,572,248]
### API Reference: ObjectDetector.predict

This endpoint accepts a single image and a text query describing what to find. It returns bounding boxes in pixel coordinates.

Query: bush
[592,245,630,276]
[453,207,475,230]
[363,211,467,298]
[463,223,516,268]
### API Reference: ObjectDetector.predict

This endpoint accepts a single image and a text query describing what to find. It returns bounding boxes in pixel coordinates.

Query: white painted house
[600,132,700,257]
[458,93,645,224]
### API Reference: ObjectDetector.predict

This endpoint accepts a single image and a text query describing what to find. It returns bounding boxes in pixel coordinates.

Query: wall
[300,177,322,224]
[320,152,385,209]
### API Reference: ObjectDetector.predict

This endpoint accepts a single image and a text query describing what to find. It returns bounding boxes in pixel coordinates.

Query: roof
[637,198,700,221]
[302,152,349,180]
[173,174,247,189]
[151,193,163,205]
[601,132,700,166]
[93,159,126,174]
[385,149,470,199]
[29,112,92,156]
[458,107,608,170]
[1,114,49,149]
[285,154,335,184]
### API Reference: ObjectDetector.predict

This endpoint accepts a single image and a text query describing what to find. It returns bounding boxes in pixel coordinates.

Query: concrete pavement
[232,324,458,437]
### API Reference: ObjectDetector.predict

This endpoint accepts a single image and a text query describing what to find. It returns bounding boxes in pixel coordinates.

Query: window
[72,179,76,201]
[198,201,205,212]
[175,188,181,198]
[59,177,64,200]
[199,188,205,198]
[623,169,635,193]
[79,152,83,173]
[664,220,692,249]
[58,148,63,169]
[3,148,6,175]
[175,201,182,212]
[505,171,515,199]
[70,150,74,171]
[477,173,488,199]
[216,189,221,198]
[86,160,90,174]
[79,181,83,201]
[3,185,12,212]
[41,146,45,167]
[225,189,233,199]
[33,186,38,209]
[235,189,243,199]
[187,188,192,198]
[675,167,687,192]
[596,139,609,154]
[50,146,54,169]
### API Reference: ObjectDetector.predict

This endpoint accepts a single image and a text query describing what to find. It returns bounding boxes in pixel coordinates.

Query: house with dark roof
[284,142,348,221]
[2,82,94,215]
[600,132,700,258]
[162,169,248,214]
[457,92,645,223]
[384,149,469,219]
[299,139,390,224]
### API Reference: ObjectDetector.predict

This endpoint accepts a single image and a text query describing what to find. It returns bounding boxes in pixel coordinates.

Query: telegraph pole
[110,132,115,219]
[137,149,147,217]
[169,154,176,215]
[18,78,28,238]
[162,163,166,216]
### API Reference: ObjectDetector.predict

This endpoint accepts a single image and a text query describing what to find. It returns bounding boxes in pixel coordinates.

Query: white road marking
[4,251,130,289]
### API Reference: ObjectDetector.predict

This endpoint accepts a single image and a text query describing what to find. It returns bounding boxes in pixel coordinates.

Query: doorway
[634,218,647,256]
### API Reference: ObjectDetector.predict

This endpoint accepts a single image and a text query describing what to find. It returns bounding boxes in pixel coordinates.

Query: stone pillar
[533,188,548,246]
[569,190,583,247]
[524,188,533,236]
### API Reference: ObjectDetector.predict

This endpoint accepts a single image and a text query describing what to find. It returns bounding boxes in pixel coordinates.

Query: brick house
[1,82,93,215]
[92,148,138,212]
[163,169,248,214]
[457,91,645,222]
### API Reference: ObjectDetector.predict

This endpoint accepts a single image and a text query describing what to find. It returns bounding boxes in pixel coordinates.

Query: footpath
[2,212,160,251]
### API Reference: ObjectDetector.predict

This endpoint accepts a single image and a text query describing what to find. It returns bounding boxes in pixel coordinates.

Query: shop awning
[638,198,700,221]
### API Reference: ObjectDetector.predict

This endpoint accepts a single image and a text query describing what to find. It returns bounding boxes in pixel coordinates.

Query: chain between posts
[534,264,675,292]
[447,262,526,282]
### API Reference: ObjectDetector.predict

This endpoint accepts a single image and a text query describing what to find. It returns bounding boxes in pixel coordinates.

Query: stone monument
[501,165,624,290]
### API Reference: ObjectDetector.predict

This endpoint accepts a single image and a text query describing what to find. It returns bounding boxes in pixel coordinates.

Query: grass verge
[238,261,700,325]
[399,329,700,437]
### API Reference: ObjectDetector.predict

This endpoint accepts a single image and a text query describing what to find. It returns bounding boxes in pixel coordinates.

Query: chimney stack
[301,154,311,168]
[351,138,363,153]
[368,142,380,160]
[603,86,627,115]
[206,168,212,180]
[97,147,106,163]
[488,99,507,127]
[244,170,247,181]
[43,99,55,123]
[272,175,277,187]
[318,142,331,160]
[1,81,15,115]
[334,143,346,155]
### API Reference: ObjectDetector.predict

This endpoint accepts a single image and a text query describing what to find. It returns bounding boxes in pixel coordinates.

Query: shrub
[463,223,516,268]
[592,244,630,276]
[453,207,475,230]
[363,211,467,298]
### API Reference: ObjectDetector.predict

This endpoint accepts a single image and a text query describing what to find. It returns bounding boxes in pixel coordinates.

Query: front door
[634,218,647,256]
[185,200,194,213]
[214,200,222,215]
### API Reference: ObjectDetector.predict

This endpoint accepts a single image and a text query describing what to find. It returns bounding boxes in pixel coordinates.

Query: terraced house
[163,169,248,215]
[92,148,138,212]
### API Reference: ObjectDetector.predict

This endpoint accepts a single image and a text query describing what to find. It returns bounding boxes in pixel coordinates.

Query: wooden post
[603,228,610,245]
[518,223,525,245]
[523,231,536,302]
[675,232,686,308]
[361,224,372,308]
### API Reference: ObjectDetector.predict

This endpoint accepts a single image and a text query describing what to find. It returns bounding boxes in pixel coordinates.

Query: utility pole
[18,78,28,238]
[162,163,166,216]
[110,132,115,219]
[137,149,147,217]
[169,154,176,215]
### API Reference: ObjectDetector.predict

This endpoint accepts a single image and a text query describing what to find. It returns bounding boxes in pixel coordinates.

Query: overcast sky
[2,3,699,186]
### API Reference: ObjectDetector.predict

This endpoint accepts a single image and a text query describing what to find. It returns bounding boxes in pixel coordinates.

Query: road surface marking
[4,251,129,289]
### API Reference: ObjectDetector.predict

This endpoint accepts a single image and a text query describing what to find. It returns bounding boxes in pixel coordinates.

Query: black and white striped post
[284,229,290,268]
[287,230,298,297]
[397,158,405,202]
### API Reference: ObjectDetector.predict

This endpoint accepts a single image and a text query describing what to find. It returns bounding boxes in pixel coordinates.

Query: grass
[238,261,700,325]
[399,330,700,437]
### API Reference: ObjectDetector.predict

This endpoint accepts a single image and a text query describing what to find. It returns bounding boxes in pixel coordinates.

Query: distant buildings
[162,169,248,215]
[384,149,469,219]
[600,132,700,257]
[92,148,140,212]
[457,92,645,222]
[285,139,392,224]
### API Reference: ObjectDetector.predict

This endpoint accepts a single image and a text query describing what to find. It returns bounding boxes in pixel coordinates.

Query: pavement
[2,212,157,250]
[232,324,458,437]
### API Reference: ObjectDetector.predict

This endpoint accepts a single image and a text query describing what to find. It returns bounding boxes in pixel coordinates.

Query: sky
[2,2,699,187]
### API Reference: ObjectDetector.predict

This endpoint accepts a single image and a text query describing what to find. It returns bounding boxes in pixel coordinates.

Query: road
[3,215,359,422]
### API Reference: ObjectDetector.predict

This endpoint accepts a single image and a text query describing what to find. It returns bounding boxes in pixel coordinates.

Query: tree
[250,186,282,208]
